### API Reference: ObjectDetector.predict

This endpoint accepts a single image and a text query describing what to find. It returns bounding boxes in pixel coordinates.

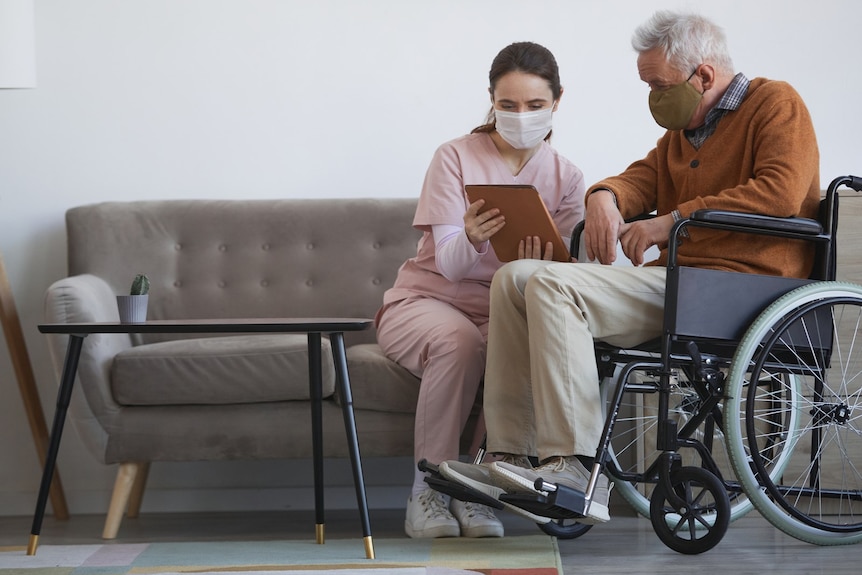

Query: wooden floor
[1,508,856,574]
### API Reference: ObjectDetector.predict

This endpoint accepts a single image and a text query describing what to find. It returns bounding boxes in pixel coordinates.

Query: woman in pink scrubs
[375,41,585,539]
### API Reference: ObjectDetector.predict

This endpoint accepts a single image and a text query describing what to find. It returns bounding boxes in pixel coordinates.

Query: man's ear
[696,64,716,92]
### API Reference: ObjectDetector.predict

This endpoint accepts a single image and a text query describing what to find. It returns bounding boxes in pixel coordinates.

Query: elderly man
[439,9,820,524]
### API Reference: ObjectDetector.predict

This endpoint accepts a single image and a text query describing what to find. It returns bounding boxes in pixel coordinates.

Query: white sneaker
[450,499,504,537]
[405,488,460,538]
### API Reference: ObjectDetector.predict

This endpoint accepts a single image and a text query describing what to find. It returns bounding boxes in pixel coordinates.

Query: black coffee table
[31,318,376,559]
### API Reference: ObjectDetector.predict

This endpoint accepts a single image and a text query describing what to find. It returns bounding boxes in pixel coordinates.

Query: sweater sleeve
[587,146,662,219]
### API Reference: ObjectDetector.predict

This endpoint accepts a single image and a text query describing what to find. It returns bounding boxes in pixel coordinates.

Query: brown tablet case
[465,184,570,262]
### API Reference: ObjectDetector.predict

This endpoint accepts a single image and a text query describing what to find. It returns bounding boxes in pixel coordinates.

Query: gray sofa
[42,198,477,538]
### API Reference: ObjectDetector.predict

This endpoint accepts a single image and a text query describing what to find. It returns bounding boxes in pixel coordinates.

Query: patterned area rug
[0,535,562,575]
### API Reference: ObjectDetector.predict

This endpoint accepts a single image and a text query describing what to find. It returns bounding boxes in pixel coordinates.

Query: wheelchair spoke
[725,284,862,544]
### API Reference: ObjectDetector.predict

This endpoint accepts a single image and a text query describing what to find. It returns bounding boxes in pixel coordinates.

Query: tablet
[465,184,570,262]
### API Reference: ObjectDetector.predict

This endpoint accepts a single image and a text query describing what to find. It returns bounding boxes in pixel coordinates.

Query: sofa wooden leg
[102,462,141,539]
[126,461,150,519]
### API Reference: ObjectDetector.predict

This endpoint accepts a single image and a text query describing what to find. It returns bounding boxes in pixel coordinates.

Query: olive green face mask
[648,70,702,130]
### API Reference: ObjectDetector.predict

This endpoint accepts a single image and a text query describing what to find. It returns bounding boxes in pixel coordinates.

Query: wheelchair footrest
[499,484,587,520]
[424,475,505,509]
[418,459,504,510]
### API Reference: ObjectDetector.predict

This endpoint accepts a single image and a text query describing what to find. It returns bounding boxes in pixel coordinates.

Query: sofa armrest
[43,274,133,461]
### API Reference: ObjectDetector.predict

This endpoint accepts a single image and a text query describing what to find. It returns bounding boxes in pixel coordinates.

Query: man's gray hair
[632,10,734,75]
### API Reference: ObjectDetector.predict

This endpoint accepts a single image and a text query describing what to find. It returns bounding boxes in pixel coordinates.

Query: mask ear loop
[687,66,706,95]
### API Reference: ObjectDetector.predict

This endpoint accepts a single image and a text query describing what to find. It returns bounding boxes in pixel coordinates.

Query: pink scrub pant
[376,296,488,467]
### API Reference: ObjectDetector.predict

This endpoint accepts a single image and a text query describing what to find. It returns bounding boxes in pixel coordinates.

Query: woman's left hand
[464,199,505,248]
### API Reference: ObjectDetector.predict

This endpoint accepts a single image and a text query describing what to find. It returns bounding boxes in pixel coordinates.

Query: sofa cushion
[111,334,335,406]
[343,343,420,413]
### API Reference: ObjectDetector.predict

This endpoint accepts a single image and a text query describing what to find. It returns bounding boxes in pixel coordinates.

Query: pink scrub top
[379,132,585,322]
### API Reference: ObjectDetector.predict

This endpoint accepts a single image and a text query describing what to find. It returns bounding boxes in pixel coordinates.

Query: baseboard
[0,485,410,517]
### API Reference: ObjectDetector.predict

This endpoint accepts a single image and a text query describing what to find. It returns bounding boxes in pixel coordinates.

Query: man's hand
[618,213,674,266]
[464,199,505,248]
[584,190,624,264]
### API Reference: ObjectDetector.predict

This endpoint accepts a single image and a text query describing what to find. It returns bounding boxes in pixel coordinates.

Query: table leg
[330,332,374,560]
[307,333,325,544]
[27,334,85,555]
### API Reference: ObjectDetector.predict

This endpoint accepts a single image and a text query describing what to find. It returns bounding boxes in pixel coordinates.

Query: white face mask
[494,107,554,149]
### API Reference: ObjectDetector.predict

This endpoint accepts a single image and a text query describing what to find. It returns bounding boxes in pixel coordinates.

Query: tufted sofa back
[65,198,421,345]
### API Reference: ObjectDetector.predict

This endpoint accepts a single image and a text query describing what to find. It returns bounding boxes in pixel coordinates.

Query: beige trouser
[484,260,667,462]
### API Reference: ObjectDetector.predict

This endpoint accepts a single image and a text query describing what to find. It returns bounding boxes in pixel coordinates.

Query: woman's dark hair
[471,41,562,138]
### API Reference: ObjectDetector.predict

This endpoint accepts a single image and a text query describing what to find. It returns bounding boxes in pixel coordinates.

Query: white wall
[1,0,859,517]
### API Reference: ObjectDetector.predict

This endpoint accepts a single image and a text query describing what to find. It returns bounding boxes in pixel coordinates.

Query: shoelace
[462,502,497,520]
[419,491,452,519]
[536,456,568,473]
[537,457,611,492]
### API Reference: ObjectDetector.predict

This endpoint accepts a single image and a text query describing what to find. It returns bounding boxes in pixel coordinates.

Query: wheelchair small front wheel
[538,518,593,539]
[649,466,730,554]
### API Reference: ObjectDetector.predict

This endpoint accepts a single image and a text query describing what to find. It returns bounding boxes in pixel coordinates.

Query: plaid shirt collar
[684,72,750,149]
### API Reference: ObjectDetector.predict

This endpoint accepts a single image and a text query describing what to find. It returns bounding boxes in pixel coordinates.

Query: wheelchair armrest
[669,209,831,275]
[690,209,823,235]
[570,208,824,264]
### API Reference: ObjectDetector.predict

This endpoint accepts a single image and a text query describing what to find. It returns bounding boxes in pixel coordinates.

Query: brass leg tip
[315,523,325,544]
[26,534,39,556]
[364,536,375,559]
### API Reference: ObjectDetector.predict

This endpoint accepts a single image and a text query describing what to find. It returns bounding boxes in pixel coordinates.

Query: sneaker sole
[489,462,543,495]
[439,461,551,525]
[460,524,505,538]
[578,492,611,524]
[439,461,506,499]
[404,520,460,539]
[589,480,614,523]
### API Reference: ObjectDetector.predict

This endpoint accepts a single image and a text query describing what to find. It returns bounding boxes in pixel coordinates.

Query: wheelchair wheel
[725,282,862,545]
[602,364,790,527]
[538,518,593,539]
[649,466,730,554]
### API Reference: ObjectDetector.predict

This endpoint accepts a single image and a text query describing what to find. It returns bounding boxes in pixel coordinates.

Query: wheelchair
[422,174,862,554]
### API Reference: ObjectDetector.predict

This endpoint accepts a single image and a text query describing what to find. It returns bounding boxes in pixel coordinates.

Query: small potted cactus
[117,273,150,323]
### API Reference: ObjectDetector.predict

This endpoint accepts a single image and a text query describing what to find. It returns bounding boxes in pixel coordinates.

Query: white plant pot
[116,294,149,323]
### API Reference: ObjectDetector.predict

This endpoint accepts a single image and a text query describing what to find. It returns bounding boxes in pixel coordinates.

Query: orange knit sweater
[588,78,820,278]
